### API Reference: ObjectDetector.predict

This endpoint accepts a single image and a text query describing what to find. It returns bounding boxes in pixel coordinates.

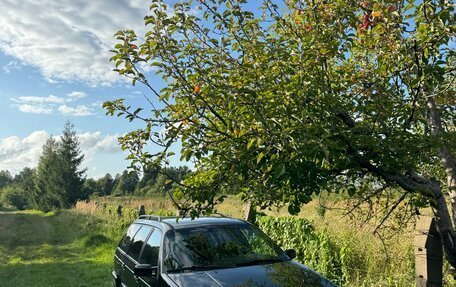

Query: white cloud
[3,60,25,74]
[18,104,53,114]
[78,132,121,156]
[0,131,49,173]
[67,91,87,99]
[0,130,122,175]
[13,95,66,104]
[91,101,103,107]
[11,93,98,116]
[0,0,150,85]
[12,94,64,115]
[58,104,94,116]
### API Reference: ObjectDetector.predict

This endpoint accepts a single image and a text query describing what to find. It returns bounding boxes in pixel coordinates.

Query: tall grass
[73,195,455,286]
[257,216,415,287]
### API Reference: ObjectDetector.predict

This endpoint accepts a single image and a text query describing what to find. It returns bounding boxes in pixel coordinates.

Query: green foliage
[118,166,191,196]
[256,216,415,286]
[0,186,29,210]
[82,233,111,247]
[96,173,114,196]
[13,167,35,197]
[0,170,13,189]
[112,170,139,196]
[33,122,86,211]
[107,0,456,268]
[59,121,86,205]
[106,0,454,217]
[83,178,100,199]
[136,168,159,191]
[34,137,63,211]
[0,168,36,210]
[142,173,167,195]
[257,216,345,284]
[316,204,326,219]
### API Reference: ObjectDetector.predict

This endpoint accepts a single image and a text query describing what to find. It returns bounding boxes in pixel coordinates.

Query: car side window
[140,229,162,266]
[128,225,153,261]
[119,224,141,253]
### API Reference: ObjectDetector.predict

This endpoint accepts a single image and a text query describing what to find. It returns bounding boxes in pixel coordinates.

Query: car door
[116,224,141,286]
[123,225,153,287]
[137,228,162,287]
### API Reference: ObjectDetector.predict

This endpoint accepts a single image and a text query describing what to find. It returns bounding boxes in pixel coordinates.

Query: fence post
[117,205,123,217]
[414,216,442,287]
[242,203,256,223]
[138,205,145,216]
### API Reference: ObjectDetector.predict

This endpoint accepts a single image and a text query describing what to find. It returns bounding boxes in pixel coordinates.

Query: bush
[256,216,349,286]
[0,186,29,210]
[83,233,111,247]
[256,215,417,287]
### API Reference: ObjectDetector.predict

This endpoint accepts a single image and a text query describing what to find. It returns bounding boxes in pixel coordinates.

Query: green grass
[2,198,455,286]
[0,210,120,287]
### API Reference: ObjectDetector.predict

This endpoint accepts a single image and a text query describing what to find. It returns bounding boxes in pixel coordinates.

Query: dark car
[113,215,337,287]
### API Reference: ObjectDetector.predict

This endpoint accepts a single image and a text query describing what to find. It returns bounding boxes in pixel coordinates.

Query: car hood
[165,261,337,287]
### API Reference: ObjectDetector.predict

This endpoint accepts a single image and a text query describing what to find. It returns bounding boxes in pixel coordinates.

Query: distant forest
[0,166,190,211]
[0,122,190,211]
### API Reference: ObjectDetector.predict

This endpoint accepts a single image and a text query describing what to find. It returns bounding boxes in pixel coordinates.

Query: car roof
[133,216,247,231]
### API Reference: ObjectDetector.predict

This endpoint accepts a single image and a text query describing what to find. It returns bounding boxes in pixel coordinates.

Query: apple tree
[104,0,455,267]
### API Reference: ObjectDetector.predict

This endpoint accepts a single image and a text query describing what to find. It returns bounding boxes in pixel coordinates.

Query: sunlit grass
[2,196,454,286]
[0,210,117,287]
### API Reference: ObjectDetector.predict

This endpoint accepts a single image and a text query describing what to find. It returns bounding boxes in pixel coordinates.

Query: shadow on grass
[0,260,112,287]
[0,206,15,212]
[0,210,109,248]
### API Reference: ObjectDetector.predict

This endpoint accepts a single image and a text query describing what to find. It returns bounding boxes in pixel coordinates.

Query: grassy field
[77,195,418,286]
[0,210,118,287]
[1,196,454,286]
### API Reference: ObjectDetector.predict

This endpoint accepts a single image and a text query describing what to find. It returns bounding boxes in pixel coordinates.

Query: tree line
[0,122,190,211]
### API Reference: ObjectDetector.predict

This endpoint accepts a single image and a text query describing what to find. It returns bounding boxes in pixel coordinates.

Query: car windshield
[163,223,289,273]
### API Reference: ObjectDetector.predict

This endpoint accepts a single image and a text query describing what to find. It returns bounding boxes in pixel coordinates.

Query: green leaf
[247,139,256,150]
[257,152,265,164]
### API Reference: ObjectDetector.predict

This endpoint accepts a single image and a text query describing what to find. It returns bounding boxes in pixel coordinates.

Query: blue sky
[0,0,178,178]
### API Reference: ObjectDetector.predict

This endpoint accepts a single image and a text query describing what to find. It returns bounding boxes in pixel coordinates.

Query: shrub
[83,233,111,247]
[256,215,416,287]
[256,216,348,286]
[0,185,29,210]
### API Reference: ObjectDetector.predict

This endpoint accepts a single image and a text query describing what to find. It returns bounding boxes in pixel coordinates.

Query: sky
[0,0,176,178]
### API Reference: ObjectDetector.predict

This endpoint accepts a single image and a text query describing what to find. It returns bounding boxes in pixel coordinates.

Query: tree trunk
[440,146,456,229]
[428,178,456,268]
[336,103,456,268]
[426,96,456,268]
[369,166,456,268]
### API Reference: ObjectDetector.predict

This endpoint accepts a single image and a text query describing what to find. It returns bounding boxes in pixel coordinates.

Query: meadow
[0,210,116,286]
[0,196,454,286]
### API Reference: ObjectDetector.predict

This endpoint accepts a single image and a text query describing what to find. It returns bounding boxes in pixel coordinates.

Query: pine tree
[33,122,86,211]
[59,121,86,207]
[34,137,62,211]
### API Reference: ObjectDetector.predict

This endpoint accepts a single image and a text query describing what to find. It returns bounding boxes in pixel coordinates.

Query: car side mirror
[285,249,296,259]
[134,264,157,277]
